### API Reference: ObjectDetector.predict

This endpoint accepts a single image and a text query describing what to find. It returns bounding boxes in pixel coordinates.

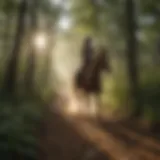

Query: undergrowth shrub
[139,68,160,122]
[0,95,44,160]
[102,65,160,122]
[101,69,129,118]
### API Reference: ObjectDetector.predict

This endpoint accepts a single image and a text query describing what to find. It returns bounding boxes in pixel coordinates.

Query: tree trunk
[42,21,55,89]
[1,13,14,78]
[3,14,13,57]
[125,0,140,117]
[155,36,160,66]
[3,0,27,95]
[25,0,38,93]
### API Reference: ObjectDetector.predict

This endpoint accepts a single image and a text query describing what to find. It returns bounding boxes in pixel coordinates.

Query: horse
[73,46,111,117]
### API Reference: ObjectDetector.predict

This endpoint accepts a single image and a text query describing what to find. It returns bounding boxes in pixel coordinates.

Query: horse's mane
[88,46,108,73]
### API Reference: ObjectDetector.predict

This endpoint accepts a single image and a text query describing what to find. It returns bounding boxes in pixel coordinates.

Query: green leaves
[1,0,18,13]
[71,0,100,35]
[38,0,61,19]
[0,98,43,160]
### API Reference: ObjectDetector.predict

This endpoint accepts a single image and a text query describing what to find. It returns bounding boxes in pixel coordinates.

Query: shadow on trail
[39,108,110,160]
[99,119,160,158]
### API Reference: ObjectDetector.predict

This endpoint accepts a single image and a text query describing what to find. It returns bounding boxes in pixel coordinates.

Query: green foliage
[37,0,61,20]
[71,0,101,36]
[0,0,18,14]
[101,61,129,117]
[101,65,160,121]
[139,68,160,122]
[0,0,61,158]
[0,96,43,160]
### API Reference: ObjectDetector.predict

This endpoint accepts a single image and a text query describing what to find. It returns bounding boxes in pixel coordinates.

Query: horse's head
[84,36,92,46]
[97,47,111,73]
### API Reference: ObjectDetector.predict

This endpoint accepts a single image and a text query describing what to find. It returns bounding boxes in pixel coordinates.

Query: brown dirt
[39,106,160,160]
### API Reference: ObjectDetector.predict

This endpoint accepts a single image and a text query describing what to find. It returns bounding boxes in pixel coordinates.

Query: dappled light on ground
[56,84,99,118]
[66,97,80,115]
[40,102,160,160]
[40,109,110,160]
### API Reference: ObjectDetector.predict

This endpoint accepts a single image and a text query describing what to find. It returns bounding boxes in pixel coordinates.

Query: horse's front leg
[80,91,89,115]
[89,94,98,118]
[96,94,103,121]
[73,88,88,115]
[90,93,104,121]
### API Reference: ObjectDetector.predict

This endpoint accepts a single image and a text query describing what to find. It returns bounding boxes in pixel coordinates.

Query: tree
[3,0,27,95]
[2,0,17,57]
[125,0,139,117]
[24,0,38,93]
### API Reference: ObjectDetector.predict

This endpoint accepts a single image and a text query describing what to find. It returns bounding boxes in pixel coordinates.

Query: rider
[81,36,94,67]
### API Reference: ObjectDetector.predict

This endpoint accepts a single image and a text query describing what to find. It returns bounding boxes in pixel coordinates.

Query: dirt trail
[39,109,111,160]
[39,106,160,160]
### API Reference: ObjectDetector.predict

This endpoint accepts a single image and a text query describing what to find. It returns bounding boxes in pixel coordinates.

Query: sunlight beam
[33,32,47,51]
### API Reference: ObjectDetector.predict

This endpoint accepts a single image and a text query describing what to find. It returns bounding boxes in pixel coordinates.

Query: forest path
[39,103,160,160]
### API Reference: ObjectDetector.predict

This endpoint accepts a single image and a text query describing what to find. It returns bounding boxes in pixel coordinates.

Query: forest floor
[39,103,160,160]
